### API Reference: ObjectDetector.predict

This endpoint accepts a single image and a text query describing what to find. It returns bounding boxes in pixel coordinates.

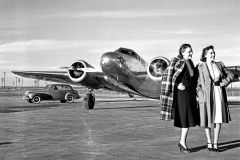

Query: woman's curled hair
[200,45,214,62]
[178,44,192,59]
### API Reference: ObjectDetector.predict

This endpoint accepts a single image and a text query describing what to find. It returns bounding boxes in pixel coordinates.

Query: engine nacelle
[68,60,88,82]
[147,56,170,81]
[68,60,103,89]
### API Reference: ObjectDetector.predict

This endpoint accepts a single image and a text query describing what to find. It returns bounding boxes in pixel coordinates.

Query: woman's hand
[220,82,225,87]
[177,83,185,90]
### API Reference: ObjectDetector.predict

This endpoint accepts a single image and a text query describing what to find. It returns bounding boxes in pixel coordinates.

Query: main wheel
[32,96,41,104]
[83,93,95,110]
[66,95,74,103]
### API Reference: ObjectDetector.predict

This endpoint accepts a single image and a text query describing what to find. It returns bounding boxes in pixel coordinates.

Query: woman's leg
[180,128,189,149]
[214,123,221,149]
[205,127,212,148]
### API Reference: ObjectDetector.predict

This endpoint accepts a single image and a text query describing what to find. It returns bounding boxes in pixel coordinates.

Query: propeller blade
[52,66,70,70]
[75,68,101,72]
[52,66,102,72]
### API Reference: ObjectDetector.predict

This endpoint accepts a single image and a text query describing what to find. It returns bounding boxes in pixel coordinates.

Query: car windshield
[49,86,58,90]
[44,85,51,90]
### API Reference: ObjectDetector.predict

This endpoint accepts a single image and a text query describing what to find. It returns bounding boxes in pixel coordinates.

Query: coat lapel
[173,60,185,78]
[214,62,223,78]
[202,63,212,89]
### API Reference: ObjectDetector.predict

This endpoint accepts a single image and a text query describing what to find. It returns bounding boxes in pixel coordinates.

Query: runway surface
[0,96,240,160]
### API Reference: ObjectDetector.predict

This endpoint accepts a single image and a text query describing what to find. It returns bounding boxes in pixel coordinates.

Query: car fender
[28,93,38,99]
[68,91,80,99]
[73,92,80,99]
[65,92,74,100]
[28,93,53,100]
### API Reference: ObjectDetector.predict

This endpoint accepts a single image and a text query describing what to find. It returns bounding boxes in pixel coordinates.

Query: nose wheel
[83,89,95,110]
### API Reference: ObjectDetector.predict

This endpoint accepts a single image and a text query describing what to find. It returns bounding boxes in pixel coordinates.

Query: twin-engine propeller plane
[12,47,240,109]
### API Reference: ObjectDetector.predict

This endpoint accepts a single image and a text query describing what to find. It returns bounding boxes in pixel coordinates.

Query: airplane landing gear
[83,89,95,110]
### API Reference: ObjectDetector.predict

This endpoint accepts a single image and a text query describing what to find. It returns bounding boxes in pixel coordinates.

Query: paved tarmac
[0,98,240,160]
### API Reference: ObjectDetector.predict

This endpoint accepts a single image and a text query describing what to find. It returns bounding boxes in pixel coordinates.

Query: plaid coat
[160,56,188,121]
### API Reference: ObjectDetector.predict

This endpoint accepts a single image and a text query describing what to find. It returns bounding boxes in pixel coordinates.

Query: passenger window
[65,86,70,90]
[50,86,57,90]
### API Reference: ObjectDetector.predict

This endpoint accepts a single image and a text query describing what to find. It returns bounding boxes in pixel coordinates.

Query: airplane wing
[11,59,107,89]
[12,69,142,96]
[12,70,76,84]
[12,60,141,96]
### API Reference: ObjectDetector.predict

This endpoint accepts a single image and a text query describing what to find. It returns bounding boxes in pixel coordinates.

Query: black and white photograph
[1,0,240,159]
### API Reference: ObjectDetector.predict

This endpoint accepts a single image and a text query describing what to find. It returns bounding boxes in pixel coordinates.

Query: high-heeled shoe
[178,143,191,153]
[212,143,220,152]
[207,143,213,151]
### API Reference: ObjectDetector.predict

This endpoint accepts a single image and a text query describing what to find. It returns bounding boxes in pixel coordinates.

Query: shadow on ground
[0,102,81,113]
[191,139,240,152]
[0,142,14,146]
[94,105,159,110]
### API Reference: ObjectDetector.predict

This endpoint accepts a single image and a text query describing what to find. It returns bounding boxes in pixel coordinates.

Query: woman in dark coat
[197,45,233,152]
[160,44,199,153]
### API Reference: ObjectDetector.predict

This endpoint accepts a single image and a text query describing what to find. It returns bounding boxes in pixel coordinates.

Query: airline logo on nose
[116,56,126,64]
[116,56,126,68]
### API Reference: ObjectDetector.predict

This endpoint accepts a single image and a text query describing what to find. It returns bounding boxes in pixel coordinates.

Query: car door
[48,85,60,100]
[57,85,67,100]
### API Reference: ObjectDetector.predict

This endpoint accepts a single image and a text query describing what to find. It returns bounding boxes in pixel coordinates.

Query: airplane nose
[101,55,110,65]
[100,51,125,74]
[100,52,116,67]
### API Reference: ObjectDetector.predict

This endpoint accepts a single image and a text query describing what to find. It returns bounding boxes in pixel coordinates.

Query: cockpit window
[116,48,140,60]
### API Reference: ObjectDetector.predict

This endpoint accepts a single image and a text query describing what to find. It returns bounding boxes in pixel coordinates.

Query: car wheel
[66,95,74,103]
[32,96,41,104]
[60,100,67,103]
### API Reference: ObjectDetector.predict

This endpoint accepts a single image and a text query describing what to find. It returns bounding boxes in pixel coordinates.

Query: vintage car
[23,84,80,104]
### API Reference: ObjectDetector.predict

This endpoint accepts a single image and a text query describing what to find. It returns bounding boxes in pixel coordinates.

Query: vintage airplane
[12,47,240,109]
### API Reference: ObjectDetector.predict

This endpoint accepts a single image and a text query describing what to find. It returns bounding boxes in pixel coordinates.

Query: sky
[0,0,240,87]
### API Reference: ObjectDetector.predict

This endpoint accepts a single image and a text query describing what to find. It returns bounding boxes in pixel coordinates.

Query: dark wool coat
[197,61,233,127]
[160,57,191,121]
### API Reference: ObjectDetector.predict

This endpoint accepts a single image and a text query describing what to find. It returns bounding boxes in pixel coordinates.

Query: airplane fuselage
[100,49,161,99]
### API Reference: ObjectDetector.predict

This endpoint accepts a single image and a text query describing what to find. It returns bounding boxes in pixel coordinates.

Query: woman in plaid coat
[160,44,199,153]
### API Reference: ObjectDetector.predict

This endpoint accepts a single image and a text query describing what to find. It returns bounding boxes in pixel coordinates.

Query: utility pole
[22,77,23,87]
[18,78,21,88]
[3,72,6,89]
[1,78,3,88]
[13,81,14,88]
[15,77,18,87]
